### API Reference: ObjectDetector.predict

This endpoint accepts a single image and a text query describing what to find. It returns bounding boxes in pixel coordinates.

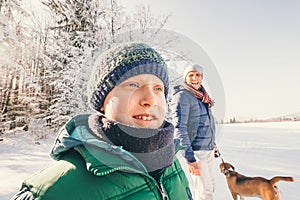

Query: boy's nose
[139,85,156,107]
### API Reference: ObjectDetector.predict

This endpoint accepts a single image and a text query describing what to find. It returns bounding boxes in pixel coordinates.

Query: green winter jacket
[15,114,192,200]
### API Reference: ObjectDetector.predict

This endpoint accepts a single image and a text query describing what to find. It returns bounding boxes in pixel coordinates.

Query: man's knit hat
[90,43,169,112]
[183,64,204,79]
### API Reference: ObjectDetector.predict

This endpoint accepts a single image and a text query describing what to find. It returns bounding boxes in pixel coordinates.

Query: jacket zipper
[157,183,168,200]
[98,167,169,200]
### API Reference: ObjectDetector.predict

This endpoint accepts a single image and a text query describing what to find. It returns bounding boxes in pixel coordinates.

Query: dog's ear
[225,163,235,171]
[229,164,235,171]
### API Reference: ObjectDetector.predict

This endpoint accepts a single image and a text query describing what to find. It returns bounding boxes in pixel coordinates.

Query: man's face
[185,71,202,90]
[102,74,167,129]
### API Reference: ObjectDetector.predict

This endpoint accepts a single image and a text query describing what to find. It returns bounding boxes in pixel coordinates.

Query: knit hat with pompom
[183,64,204,79]
[89,43,169,112]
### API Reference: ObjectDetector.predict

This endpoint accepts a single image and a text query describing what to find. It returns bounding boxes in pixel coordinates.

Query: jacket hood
[50,114,181,176]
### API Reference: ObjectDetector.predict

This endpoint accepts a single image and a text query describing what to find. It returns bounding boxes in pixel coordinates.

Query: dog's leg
[261,192,277,200]
[230,192,238,200]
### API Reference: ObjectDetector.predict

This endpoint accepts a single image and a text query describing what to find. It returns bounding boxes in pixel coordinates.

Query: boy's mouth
[133,114,156,121]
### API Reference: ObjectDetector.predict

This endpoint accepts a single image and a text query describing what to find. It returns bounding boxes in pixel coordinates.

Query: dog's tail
[269,176,294,186]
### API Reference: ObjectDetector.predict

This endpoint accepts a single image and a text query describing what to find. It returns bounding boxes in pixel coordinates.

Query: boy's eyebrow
[121,78,164,85]
[144,81,165,86]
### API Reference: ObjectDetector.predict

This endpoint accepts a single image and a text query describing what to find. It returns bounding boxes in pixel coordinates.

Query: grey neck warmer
[92,114,175,172]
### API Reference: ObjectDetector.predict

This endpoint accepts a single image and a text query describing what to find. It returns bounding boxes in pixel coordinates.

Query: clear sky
[120,0,300,121]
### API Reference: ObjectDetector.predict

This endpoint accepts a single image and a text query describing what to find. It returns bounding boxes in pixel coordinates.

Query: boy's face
[102,74,167,128]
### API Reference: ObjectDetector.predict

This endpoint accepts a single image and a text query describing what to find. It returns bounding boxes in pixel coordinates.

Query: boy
[11,43,192,200]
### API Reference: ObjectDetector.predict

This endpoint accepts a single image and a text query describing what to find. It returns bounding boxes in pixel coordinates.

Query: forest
[0,0,171,134]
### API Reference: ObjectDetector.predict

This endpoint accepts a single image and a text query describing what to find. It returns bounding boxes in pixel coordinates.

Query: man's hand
[188,161,200,176]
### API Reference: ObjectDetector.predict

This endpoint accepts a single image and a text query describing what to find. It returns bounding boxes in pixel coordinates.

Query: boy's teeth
[136,115,152,121]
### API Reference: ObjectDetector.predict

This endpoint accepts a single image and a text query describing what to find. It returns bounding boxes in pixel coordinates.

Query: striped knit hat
[90,43,169,112]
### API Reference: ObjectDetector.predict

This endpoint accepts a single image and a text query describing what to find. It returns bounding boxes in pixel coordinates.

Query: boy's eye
[127,83,139,88]
[154,86,164,92]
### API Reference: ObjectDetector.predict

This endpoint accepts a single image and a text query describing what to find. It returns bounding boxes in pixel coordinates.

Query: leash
[214,149,225,164]
[215,149,230,175]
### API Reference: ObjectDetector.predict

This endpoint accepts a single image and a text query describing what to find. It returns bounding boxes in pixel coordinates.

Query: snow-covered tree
[40,0,108,127]
[0,0,31,131]
[0,0,172,133]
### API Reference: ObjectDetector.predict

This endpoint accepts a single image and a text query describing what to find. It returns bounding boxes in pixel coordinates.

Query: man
[171,64,216,200]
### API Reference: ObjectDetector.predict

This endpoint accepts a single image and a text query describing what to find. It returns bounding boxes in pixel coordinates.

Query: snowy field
[213,121,300,199]
[1,121,299,199]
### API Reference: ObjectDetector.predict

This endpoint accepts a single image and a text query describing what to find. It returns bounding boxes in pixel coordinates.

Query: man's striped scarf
[183,82,215,108]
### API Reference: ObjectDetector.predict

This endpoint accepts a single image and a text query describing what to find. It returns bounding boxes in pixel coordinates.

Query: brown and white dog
[220,162,294,200]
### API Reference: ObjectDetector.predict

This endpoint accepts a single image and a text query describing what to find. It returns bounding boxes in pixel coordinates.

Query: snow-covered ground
[1,121,299,199]
[214,121,300,199]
